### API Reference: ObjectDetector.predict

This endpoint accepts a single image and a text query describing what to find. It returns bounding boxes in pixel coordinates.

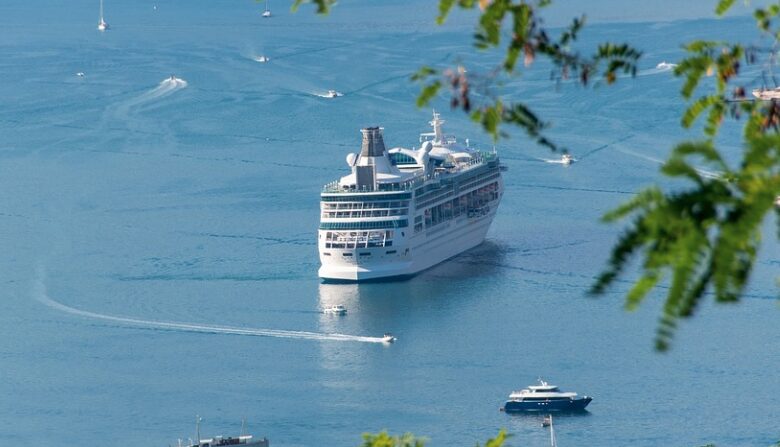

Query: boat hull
[503,397,592,412]
[318,206,498,282]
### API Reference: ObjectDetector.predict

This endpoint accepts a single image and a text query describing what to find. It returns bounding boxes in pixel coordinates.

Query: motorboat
[168,75,178,82]
[382,333,396,343]
[323,304,347,315]
[752,87,780,100]
[179,417,269,447]
[255,55,270,63]
[560,154,574,165]
[323,89,343,98]
[97,0,109,31]
[502,379,592,412]
[656,61,676,70]
[262,0,271,17]
[76,72,85,77]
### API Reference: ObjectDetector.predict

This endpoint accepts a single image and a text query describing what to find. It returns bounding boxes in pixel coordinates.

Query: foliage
[415,0,641,145]
[360,431,427,447]
[590,1,780,350]
[359,430,509,447]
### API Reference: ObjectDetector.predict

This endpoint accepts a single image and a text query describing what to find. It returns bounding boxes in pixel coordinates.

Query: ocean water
[1,1,778,446]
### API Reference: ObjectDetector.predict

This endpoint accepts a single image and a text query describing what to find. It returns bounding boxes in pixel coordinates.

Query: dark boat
[502,379,592,412]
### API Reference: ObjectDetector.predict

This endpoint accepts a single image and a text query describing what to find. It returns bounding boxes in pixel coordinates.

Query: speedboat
[656,61,676,70]
[97,0,109,31]
[76,72,85,77]
[382,333,396,343]
[255,55,269,63]
[323,89,343,98]
[560,154,574,165]
[169,75,178,82]
[323,304,347,315]
[502,379,592,412]
[752,87,780,100]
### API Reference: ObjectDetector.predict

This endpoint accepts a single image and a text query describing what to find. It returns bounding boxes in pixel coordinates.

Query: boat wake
[33,276,388,344]
[115,76,188,115]
[616,147,722,179]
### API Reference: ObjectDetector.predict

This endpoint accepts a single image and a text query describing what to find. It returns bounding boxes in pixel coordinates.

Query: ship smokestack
[360,127,386,157]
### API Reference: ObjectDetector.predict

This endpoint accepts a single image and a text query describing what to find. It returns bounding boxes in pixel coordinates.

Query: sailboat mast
[99,0,104,21]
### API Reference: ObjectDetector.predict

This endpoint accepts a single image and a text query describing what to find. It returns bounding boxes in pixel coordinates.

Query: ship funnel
[360,127,386,157]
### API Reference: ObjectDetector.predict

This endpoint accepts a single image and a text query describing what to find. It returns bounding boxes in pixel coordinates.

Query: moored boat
[178,417,269,447]
[323,304,347,315]
[502,379,591,412]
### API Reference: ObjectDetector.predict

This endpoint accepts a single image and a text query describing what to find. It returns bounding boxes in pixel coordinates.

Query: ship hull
[503,397,592,412]
[318,205,498,282]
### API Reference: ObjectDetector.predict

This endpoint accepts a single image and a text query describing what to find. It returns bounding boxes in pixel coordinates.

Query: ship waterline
[318,113,504,281]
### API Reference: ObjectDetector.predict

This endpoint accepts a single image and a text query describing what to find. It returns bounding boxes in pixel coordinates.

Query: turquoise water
[1,1,778,446]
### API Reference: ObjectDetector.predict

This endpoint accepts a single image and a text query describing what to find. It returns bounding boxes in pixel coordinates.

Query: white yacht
[323,304,347,315]
[255,55,270,63]
[656,61,676,70]
[382,333,397,343]
[262,0,272,17]
[318,112,504,281]
[97,0,109,31]
[752,87,780,100]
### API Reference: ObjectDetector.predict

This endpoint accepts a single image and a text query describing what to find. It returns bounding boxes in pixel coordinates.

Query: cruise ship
[318,112,504,281]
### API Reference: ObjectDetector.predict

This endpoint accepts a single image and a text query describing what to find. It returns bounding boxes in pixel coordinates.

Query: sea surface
[1,1,778,446]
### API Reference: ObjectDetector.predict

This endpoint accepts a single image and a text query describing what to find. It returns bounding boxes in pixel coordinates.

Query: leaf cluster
[415,0,641,144]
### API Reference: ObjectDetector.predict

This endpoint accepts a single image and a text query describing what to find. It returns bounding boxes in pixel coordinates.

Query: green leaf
[715,0,736,16]
[416,81,442,107]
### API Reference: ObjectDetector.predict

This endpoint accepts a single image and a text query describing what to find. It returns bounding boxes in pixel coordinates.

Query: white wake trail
[34,278,387,344]
[113,77,188,118]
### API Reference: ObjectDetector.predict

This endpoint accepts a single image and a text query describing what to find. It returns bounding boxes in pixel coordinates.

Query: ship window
[323,252,331,256]
[386,250,397,254]
[389,153,417,165]
[359,252,371,256]
[342,253,353,257]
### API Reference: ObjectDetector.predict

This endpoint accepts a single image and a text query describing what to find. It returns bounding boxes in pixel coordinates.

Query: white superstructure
[318,112,504,281]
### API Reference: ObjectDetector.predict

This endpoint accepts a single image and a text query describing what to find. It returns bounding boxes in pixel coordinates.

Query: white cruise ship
[318,112,504,281]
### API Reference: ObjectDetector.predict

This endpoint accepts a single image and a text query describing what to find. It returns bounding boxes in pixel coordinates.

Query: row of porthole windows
[322,250,398,256]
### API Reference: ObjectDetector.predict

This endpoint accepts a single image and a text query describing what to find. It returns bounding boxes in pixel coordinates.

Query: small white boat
[255,55,270,63]
[323,89,343,98]
[262,0,271,17]
[560,154,574,165]
[323,304,347,315]
[656,61,676,70]
[76,72,85,77]
[382,333,397,343]
[752,87,780,100]
[97,0,109,31]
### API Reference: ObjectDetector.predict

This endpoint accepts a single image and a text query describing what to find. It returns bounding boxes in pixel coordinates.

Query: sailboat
[262,0,272,17]
[97,0,109,31]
